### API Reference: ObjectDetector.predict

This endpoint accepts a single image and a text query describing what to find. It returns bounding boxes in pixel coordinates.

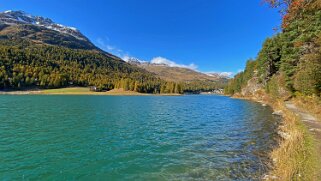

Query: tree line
[0,39,224,94]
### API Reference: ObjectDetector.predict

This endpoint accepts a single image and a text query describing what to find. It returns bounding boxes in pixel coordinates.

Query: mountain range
[0,10,226,93]
[127,57,229,82]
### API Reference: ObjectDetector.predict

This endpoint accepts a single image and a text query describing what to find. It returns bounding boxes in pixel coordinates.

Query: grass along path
[285,101,321,151]
[285,101,321,178]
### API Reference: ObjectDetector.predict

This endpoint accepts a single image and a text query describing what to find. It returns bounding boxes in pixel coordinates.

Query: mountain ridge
[0,10,85,40]
[0,10,101,51]
[126,57,229,82]
[0,10,125,61]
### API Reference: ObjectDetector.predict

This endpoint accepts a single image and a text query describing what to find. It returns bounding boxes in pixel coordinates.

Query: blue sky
[0,0,281,75]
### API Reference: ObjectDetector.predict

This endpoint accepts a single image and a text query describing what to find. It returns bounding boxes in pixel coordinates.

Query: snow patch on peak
[69,27,78,31]
[0,10,84,40]
[204,72,233,78]
[150,57,198,70]
[126,56,198,70]
[123,56,148,63]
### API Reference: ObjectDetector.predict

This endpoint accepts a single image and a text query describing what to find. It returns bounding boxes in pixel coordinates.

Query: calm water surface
[0,95,280,180]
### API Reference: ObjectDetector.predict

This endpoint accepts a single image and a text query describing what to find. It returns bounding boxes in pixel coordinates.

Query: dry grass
[266,100,320,180]
[233,90,320,180]
[40,87,147,95]
[35,87,180,96]
[0,87,182,96]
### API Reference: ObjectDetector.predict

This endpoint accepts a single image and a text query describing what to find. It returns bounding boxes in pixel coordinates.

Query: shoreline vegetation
[231,92,321,180]
[0,87,183,96]
[0,87,225,96]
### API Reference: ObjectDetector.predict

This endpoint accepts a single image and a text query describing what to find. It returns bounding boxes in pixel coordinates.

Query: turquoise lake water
[0,95,280,180]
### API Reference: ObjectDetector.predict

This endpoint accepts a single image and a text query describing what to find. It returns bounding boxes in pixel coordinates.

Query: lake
[0,95,280,180]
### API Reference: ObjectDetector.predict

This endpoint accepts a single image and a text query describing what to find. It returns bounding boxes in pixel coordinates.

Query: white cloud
[122,55,131,62]
[96,38,124,57]
[150,56,198,70]
[95,38,233,76]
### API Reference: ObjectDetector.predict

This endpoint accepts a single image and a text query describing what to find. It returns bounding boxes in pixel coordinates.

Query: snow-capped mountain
[205,72,232,79]
[0,10,85,40]
[125,56,229,82]
[124,56,174,67]
[124,57,148,64]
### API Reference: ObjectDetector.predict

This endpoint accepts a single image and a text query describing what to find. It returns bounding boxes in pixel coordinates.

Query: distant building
[89,86,97,92]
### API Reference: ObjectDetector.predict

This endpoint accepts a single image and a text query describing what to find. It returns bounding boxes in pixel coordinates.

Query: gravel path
[285,101,321,152]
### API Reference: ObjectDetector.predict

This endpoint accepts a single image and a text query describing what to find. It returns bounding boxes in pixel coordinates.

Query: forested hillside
[0,39,225,94]
[0,39,182,93]
[0,11,225,94]
[128,59,228,93]
[225,0,321,98]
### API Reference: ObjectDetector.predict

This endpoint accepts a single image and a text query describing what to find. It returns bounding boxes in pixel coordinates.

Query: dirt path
[285,101,321,152]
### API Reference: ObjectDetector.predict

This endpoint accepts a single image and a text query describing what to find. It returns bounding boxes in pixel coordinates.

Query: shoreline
[229,93,321,180]
[0,87,182,96]
[0,87,225,96]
